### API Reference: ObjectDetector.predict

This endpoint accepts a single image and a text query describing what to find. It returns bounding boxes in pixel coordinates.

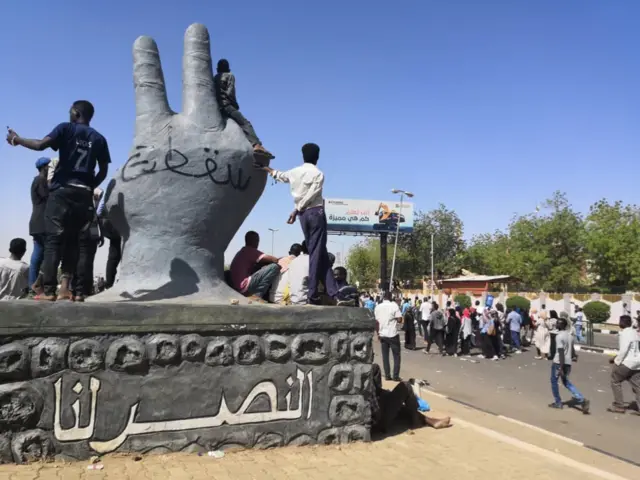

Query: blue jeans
[29,234,46,287]
[550,364,584,405]
[510,330,521,349]
[575,324,584,343]
[246,263,281,299]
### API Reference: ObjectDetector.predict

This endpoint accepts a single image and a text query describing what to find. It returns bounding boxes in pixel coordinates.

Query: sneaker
[492,355,499,361]
[515,350,522,354]
[534,356,542,360]
[581,399,590,415]
[392,377,402,382]
[548,402,563,409]
[384,376,392,381]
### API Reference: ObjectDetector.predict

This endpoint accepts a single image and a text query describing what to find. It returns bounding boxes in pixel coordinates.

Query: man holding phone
[6,100,111,300]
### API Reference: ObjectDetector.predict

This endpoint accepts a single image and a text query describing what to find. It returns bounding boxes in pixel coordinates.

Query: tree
[461,231,512,275]
[507,192,585,291]
[345,239,379,288]
[584,200,640,292]
[400,204,465,279]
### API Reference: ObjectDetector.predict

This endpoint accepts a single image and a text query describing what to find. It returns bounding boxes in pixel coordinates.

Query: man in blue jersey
[7,100,110,300]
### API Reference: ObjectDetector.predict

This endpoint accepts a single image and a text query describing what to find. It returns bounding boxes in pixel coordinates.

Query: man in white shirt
[0,238,29,300]
[419,297,431,341]
[375,291,404,381]
[269,243,303,304]
[256,143,337,304]
[608,315,640,414]
[288,245,310,305]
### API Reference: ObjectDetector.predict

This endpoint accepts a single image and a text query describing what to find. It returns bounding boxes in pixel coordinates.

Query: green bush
[506,295,531,311]
[582,301,610,324]
[454,294,472,309]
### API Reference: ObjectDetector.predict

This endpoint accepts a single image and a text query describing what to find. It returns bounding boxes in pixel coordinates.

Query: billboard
[325,198,414,234]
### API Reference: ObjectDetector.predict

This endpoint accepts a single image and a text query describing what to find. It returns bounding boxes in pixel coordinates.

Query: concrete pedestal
[0,302,375,463]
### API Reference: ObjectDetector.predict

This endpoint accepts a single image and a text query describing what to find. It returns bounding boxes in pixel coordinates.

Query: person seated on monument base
[229,231,281,301]
[214,59,274,159]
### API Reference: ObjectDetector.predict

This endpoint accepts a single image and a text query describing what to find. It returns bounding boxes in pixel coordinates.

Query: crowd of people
[368,292,640,417]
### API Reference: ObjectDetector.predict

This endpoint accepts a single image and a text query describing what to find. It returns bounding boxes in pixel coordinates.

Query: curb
[593,329,619,335]
[575,344,617,355]
[421,387,639,469]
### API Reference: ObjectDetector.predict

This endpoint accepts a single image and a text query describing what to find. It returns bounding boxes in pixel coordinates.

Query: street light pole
[430,232,434,299]
[268,228,278,256]
[389,189,414,296]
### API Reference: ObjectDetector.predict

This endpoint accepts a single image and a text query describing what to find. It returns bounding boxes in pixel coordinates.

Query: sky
[1,0,638,274]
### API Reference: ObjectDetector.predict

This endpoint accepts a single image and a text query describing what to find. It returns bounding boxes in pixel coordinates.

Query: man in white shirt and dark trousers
[375,292,404,381]
[607,315,640,415]
[256,143,339,304]
[548,316,590,413]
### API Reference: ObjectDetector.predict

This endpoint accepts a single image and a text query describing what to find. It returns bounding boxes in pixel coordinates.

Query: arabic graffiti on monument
[53,369,313,454]
[121,129,251,191]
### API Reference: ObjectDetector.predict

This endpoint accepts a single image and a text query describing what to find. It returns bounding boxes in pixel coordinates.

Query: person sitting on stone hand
[229,231,281,301]
[214,59,274,159]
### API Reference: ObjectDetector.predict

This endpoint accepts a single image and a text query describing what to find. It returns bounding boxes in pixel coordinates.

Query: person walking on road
[548,316,590,413]
[607,315,640,415]
[574,306,586,343]
[419,297,431,342]
[508,307,523,354]
[375,291,403,381]
[425,302,446,355]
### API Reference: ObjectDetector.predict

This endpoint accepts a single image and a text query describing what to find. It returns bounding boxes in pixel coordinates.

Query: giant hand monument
[93,24,267,303]
[0,24,374,464]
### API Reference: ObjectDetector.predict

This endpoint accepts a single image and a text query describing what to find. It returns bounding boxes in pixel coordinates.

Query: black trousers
[42,187,94,295]
[427,329,444,353]
[72,229,98,297]
[461,336,472,355]
[380,335,401,379]
[418,320,429,341]
[222,105,261,146]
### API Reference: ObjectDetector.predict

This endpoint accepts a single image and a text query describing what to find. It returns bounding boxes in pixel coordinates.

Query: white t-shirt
[269,270,290,304]
[615,327,640,370]
[0,257,29,300]
[288,254,309,305]
[375,300,402,338]
[419,302,431,320]
[553,331,573,365]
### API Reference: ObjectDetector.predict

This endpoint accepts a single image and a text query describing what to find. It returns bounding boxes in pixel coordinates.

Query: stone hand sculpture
[92,24,268,303]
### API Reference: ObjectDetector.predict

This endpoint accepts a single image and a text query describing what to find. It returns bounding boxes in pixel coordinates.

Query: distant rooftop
[440,274,512,283]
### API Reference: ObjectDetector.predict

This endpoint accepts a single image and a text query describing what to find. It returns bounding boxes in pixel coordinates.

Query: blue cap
[35,157,51,169]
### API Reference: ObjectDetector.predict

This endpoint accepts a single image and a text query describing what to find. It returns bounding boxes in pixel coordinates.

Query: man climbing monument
[214,59,274,159]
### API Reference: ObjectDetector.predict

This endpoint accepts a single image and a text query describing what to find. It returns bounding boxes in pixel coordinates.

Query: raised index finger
[182,23,222,128]
[133,35,171,134]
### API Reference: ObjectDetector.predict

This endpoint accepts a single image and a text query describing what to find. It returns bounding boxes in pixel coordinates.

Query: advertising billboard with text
[325,198,414,234]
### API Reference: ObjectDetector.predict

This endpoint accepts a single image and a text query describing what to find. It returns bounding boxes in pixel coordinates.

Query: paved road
[374,338,640,465]
[592,332,618,350]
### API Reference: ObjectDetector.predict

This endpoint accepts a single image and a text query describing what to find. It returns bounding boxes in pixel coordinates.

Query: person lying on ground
[370,362,450,433]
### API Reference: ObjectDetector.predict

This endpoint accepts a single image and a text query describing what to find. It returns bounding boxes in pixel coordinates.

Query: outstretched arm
[7,129,54,151]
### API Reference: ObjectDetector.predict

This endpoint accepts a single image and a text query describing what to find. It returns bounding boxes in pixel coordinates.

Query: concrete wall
[431,291,637,325]
[0,302,375,464]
